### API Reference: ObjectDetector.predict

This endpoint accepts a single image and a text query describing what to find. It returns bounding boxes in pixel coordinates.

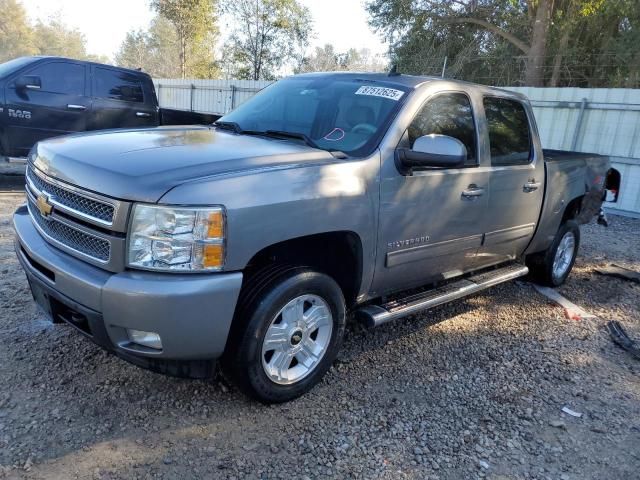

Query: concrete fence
[153,78,640,217]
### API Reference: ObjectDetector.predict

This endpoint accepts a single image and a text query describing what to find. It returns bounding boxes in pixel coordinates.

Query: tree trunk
[549,27,570,87]
[524,0,553,86]
[180,34,186,79]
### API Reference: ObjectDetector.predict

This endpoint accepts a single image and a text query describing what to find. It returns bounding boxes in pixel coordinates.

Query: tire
[222,268,346,403]
[528,220,580,287]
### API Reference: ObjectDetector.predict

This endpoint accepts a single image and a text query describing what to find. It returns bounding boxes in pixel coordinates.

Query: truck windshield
[217,77,411,157]
[0,57,36,79]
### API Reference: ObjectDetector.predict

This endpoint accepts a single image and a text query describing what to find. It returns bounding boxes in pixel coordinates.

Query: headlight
[127,204,225,272]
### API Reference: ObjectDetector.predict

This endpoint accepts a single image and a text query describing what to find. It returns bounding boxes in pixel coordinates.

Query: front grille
[27,167,115,224]
[28,199,111,262]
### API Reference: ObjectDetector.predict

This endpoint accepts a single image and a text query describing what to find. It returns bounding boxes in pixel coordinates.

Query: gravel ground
[1,192,639,480]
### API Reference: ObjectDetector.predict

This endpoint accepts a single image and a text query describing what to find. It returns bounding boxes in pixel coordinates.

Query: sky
[20,0,388,60]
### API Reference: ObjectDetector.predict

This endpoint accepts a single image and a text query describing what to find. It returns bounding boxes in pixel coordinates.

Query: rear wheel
[222,268,345,403]
[528,220,580,286]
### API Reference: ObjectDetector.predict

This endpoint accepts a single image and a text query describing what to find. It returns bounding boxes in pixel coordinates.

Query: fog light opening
[127,329,163,350]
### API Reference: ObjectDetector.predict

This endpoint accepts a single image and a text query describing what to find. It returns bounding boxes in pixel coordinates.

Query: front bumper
[13,204,243,377]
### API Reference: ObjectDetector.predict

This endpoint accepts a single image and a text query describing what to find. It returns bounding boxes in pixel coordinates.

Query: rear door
[89,66,158,130]
[478,96,544,264]
[4,60,89,156]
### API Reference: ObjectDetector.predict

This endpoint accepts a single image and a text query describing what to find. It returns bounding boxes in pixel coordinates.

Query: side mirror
[396,134,467,175]
[15,75,41,91]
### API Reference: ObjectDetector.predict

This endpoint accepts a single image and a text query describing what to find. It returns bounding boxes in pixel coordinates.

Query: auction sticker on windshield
[355,86,405,101]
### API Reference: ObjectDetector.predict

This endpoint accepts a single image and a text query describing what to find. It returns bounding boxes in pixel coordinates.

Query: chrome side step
[357,263,529,327]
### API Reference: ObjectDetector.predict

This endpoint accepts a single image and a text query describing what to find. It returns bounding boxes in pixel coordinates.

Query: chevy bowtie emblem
[36,194,53,217]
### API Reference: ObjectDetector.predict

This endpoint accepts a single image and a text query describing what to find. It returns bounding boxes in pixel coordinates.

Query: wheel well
[243,232,363,307]
[562,195,584,223]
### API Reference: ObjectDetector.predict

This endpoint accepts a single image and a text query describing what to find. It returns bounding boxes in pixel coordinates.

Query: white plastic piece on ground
[562,406,583,418]
[532,284,598,319]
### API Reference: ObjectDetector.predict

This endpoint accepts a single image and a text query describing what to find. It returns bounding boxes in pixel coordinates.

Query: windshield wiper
[213,121,243,133]
[213,124,347,156]
[260,130,320,149]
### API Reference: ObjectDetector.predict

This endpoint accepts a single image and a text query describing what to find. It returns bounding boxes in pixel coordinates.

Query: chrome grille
[27,198,111,262]
[27,167,115,224]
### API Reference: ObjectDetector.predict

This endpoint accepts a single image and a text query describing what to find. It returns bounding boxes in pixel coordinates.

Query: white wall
[152,78,271,115]
[506,87,640,216]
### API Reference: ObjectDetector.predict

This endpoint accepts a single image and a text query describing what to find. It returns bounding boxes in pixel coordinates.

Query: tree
[0,0,37,62]
[367,0,637,87]
[1,1,108,64]
[116,16,181,77]
[223,0,313,80]
[297,44,387,73]
[116,14,219,78]
[33,17,88,59]
[150,0,219,79]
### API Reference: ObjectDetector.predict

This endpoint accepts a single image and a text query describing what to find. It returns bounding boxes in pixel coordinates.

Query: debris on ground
[532,284,598,320]
[606,320,640,360]
[562,406,583,418]
[595,264,640,284]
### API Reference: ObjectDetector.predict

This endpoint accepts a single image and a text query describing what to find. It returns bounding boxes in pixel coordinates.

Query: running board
[357,263,529,327]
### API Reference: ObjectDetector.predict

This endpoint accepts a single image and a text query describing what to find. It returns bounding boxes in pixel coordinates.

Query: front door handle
[461,185,485,199]
[67,104,87,111]
[136,112,151,118]
[523,180,541,192]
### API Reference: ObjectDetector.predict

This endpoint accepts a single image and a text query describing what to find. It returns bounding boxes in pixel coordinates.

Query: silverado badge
[36,194,53,217]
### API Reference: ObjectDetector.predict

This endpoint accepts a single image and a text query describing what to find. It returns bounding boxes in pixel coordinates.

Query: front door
[372,91,489,295]
[478,96,544,264]
[4,60,89,157]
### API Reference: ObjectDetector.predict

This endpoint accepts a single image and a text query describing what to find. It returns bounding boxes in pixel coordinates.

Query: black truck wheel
[222,268,346,403]
[528,220,580,287]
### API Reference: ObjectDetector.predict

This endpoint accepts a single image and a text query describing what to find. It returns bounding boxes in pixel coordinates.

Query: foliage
[116,16,182,77]
[297,44,388,73]
[366,0,639,87]
[0,0,107,63]
[0,0,36,62]
[222,0,313,80]
[150,0,219,79]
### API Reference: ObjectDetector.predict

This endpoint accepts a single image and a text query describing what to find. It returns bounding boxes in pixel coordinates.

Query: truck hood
[31,126,338,203]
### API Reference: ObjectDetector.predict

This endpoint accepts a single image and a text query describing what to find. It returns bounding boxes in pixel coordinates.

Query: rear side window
[484,97,531,166]
[24,62,85,95]
[408,92,477,166]
[94,67,144,103]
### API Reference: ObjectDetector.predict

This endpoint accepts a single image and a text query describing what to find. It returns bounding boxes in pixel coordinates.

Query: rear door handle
[136,112,151,118]
[523,181,541,192]
[461,185,485,199]
[67,104,87,111]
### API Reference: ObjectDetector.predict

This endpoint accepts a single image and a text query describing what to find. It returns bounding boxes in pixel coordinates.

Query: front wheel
[528,220,580,287]
[222,268,346,403]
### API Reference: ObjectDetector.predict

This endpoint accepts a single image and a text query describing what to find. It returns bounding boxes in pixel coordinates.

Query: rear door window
[483,97,532,166]
[94,67,144,103]
[23,62,85,95]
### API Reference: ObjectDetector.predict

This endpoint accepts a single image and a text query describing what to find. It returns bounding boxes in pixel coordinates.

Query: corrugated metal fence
[153,78,271,115]
[153,79,640,216]
[507,87,640,217]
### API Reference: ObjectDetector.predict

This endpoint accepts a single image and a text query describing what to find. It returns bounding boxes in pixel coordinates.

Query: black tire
[527,220,580,287]
[222,268,346,403]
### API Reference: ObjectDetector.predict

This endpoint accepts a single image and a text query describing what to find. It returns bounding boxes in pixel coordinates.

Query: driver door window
[407,93,478,167]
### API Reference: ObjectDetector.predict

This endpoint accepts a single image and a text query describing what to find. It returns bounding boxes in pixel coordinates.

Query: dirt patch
[1,193,639,479]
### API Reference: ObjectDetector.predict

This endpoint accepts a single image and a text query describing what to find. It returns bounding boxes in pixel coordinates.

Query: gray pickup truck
[13,72,610,403]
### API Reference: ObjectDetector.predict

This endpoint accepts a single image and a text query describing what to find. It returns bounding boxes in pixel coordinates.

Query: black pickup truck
[0,56,219,158]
